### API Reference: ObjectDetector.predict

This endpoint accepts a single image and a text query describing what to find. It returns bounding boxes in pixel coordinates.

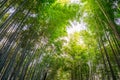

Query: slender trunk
[1,42,21,80]
[100,36,116,80]
[0,0,8,8]
[0,10,29,72]
[96,0,120,40]
[43,70,48,80]
[19,47,37,80]
[0,19,17,41]
[0,0,27,33]
[98,39,110,80]
[111,34,120,55]
[104,31,120,70]
[10,26,34,80]
[0,1,15,19]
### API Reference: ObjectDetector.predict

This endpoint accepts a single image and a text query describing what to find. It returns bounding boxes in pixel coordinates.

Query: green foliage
[37,3,80,41]
[1,0,120,80]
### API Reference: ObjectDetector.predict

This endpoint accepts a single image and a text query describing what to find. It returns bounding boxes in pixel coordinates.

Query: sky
[67,20,87,34]
[67,0,87,34]
[70,0,80,3]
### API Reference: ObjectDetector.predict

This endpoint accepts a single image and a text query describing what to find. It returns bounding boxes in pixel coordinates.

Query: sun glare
[57,0,80,4]
[67,20,87,34]
[70,0,80,3]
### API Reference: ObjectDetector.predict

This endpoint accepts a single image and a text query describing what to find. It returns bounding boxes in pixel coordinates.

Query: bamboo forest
[0,0,120,80]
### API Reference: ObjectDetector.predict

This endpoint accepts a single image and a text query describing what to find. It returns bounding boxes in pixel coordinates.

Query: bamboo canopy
[0,0,120,80]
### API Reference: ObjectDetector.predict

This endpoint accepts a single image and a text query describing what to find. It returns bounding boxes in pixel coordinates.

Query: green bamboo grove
[0,0,120,80]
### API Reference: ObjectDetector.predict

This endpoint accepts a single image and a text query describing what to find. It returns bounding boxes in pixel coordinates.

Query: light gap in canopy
[58,20,87,46]
[67,20,87,35]
[57,0,80,4]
